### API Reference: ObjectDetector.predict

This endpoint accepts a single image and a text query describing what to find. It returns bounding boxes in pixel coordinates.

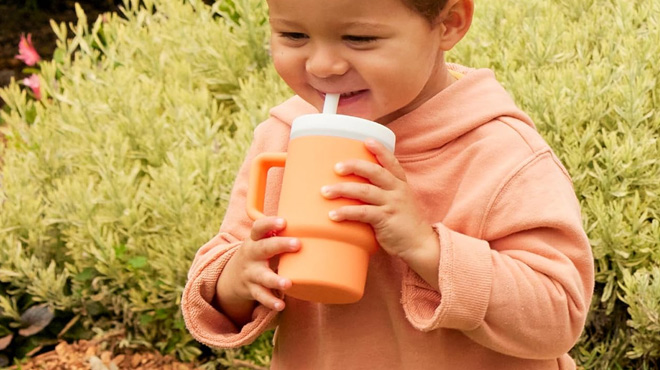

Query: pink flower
[15,33,41,66]
[22,75,42,100]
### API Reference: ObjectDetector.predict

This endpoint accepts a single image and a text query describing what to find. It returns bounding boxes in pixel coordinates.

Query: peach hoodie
[181,64,594,369]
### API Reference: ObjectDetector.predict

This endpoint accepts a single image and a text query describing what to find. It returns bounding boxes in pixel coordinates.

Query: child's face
[268,0,450,124]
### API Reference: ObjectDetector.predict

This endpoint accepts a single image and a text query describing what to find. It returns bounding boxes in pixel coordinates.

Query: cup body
[247,114,395,304]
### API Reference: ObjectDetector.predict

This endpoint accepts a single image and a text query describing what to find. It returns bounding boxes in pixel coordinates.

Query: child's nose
[305,47,349,78]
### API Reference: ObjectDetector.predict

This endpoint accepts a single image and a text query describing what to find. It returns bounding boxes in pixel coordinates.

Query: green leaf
[53,48,66,63]
[128,256,148,269]
[74,267,96,282]
[25,104,37,125]
[155,308,169,320]
[21,67,41,75]
[139,314,154,325]
[114,244,127,258]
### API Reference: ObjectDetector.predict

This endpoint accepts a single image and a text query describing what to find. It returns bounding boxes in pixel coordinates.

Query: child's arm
[323,138,594,359]
[181,117,293,349]
[321,138,444,289]
[213,216,299,326]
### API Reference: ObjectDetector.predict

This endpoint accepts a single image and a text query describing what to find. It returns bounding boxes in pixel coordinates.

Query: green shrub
[449,0,660,368]
[1,0,289,366]
[1,0,659,368]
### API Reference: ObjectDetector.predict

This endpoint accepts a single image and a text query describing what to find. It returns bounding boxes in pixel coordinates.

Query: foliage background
[1,0,659,368]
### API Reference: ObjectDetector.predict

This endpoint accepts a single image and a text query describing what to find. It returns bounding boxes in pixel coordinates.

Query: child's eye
[343,35,378,43]
[279,32,308,41]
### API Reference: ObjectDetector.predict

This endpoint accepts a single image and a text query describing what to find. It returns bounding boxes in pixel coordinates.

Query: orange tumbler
[246,114,395,304]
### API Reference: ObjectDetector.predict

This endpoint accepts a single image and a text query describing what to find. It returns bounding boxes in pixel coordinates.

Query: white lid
[290,114,396,152]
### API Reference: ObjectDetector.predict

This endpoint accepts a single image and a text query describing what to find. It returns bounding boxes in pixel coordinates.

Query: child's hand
[216,217,300,318]
[320,139,437,262]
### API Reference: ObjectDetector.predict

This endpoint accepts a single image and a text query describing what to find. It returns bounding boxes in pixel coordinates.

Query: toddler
[182,0,594,368]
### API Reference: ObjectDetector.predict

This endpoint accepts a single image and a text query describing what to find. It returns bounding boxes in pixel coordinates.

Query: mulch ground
[10,341,195,370]
[4,331,199,370]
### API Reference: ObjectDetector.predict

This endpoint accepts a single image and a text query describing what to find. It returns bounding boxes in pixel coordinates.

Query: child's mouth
[320,90,367,103]
[337,90,368,107]
[340,90,365,98]
[319,90,368,111]
[322,90,367,100]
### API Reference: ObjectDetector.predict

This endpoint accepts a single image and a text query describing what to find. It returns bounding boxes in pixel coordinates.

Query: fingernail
[329,210,339,221]
[289,238,299,248]
[320,186,331,196]
[274,302,283,311]
[334,162,345,174]
[275,218,285,227]
[279,279,288,289]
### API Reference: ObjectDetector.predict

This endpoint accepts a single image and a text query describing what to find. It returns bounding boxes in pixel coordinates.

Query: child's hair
[403,0,449,23]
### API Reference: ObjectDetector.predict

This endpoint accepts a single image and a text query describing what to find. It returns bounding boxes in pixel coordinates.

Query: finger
[321,182,383,205]
[250,217,286,241]
[365,138,407,181]
[248,236,301,260]
[329,204,383,225]
[252,267,293,291]
[249,284,287,311]
[334,159,396,190]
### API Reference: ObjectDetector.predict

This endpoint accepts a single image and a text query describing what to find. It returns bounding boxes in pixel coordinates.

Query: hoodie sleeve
[402,149,594,360]
[181,116,292,348]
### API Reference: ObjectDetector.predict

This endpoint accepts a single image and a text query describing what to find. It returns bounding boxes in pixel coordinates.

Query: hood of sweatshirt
[268,64,535,157]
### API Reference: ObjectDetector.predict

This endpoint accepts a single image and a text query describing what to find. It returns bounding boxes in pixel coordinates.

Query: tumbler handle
[246,153,287,220]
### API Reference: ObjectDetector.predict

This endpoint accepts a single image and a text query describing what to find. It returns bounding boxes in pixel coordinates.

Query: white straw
[322,93,340,114]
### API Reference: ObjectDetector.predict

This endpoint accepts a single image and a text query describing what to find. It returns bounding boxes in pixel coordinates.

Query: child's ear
[436,0,474,51]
